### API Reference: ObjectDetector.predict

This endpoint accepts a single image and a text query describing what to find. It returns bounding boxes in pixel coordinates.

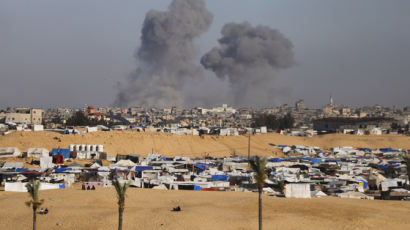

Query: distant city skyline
[1,0,409,108]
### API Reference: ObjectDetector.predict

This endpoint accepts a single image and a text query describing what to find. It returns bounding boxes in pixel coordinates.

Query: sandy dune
[1,131,409,157]
[0,187,409,230]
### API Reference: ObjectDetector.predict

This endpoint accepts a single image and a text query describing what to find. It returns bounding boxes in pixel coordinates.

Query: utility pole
[248,130,251,163]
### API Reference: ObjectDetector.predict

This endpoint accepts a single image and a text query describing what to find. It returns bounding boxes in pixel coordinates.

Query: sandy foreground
[1,131,410,157]
[0,187,409,230]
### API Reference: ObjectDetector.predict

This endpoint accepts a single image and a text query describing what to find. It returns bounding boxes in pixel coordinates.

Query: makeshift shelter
[285,183,311,198]
[134,166,154,172]
[51,148,70,159]
[111,159,136,168]
[40,156,53,170]
[0,147,21,158]
[5,182,64,192]
[53,155,64,164]
[338,191,373,200]
[2,162,24,169]
[311,190,327,197]
[211,175,229,182]
[26,148,49,158]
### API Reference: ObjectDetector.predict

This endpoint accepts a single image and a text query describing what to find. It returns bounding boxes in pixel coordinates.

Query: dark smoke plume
[201,22,294,106]
[115,0,213,107]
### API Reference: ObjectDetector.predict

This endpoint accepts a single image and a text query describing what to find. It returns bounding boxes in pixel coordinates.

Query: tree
[25,180,44,230]
[113,178,129,230]
[249,156,268,230]
[66,111,108,126]
[252,113,294,130]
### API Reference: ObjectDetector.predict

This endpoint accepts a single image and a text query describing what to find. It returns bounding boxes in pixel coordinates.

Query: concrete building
[295,100,306,111]
[313,117,395,133]
[5,108,43,125]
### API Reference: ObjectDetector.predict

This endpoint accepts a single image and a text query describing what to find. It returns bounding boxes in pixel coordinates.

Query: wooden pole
[248,132,251,163]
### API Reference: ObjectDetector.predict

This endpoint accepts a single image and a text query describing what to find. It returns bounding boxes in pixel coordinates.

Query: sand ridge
[1,131,410,157]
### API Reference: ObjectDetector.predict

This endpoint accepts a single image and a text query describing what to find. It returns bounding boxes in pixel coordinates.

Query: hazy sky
[1,0,409,108]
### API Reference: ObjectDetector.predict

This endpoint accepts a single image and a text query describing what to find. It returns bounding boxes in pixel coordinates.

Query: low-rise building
[5,108,43,125]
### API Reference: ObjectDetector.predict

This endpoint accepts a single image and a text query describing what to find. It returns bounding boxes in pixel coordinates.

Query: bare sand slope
[1,131,409,157]
[0,187,409,230]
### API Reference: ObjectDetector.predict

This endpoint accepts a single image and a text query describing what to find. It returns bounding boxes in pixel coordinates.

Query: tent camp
[26,148,49,158]
[0,147,21,158]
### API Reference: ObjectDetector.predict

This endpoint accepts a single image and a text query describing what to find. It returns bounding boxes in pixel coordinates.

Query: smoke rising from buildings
[201,22,295,106]
[115,0,213,107]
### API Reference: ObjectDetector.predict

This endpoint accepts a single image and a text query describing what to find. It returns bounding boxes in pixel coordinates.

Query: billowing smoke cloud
[201,22,295,106]
[115,0,213,107]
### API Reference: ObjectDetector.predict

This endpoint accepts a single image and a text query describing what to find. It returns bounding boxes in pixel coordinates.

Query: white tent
[32,125,44,131]
[90,162,101,169]
[2,162,24,169]
[338,191,373,200]
[0,147,21,158]
[110,159,136,168]
[152,184,168,190]
[40,156,54,170]
[87,126,98,133]
[26,148,49,158]
[285,183,311,198]
[311,190,327,197]
[5,182,63,192]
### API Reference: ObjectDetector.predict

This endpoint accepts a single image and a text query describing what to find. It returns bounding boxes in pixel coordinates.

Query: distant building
[5,108,43,125]
[295,100,306,111]
[85,106,107,121]
[313,117,395,133]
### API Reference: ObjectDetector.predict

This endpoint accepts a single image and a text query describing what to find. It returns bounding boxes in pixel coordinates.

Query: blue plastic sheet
[211,175,229,181]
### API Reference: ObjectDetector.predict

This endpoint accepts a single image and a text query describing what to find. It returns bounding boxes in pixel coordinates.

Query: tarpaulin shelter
[268,158,282,163]
[134,166,154,172]
[379,148,394,152]
[211,175,229,182]
[53,155,64,164]
[51,148,70,159]
[311,159,322,164]
[55,168,72,173]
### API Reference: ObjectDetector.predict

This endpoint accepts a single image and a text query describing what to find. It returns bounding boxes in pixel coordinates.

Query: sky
[0,0,409,109]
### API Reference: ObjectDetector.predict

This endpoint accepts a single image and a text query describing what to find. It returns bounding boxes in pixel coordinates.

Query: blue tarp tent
[211,175,229,181]
[268,158,282,163]
[359,180,368,189]
[311,158,322,164]
[278,145,288,148]
[51,148,71,159]
[194,164,207,170]
[380,148,393,152]
[16,168,29,172]
[134,166,153,172]
[55,168,72,173]
[194,185,202,191]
